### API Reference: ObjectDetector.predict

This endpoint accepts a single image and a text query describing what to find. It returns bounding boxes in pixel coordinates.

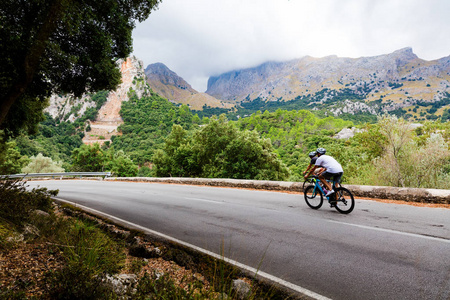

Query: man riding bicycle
[302,151,324,177]
[304,148,343,197]
[302,151,317,176]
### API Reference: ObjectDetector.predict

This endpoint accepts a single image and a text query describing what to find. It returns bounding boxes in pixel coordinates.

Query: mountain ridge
[200,47,450,119]
[206,47,449,102]
[45,47,450,135]
[144,63,234,110]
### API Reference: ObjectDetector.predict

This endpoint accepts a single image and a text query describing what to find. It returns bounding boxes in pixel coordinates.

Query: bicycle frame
[308,176,334,199]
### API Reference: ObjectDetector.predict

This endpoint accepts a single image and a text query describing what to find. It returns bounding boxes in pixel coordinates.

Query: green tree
[0,131,29,174]
[366,115,450,188]
[71,144,139,176]
[71,144,106,172]
[154,117,289,180]
[152,125,199,177]
[0,0,161,136]
[105,150,138,177]
[21,153,64,173]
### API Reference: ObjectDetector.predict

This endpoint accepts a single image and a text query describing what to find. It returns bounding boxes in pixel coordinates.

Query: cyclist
[302,151,318,176]
[304,147,343,197]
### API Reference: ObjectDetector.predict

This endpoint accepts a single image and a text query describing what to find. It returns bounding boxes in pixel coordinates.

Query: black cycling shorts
[322,171,343,184]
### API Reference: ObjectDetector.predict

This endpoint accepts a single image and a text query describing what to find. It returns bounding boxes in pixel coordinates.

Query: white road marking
[54,197,331,300]
[184,197,224,204]
[328,220,450,243]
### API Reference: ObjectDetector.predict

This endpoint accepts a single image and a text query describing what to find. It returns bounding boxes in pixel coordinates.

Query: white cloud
[132,0,450,92]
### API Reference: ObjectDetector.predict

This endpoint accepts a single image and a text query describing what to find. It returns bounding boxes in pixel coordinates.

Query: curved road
[27,180,450,300]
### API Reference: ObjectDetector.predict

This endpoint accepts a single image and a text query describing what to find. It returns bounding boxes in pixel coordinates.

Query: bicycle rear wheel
[304,185,323,209]
[333,187,355,214]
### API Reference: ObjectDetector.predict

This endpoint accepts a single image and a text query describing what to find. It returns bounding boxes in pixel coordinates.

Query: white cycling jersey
[315,155,343,174]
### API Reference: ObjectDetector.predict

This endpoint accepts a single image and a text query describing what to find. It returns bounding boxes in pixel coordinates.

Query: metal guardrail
[1,172,112,179]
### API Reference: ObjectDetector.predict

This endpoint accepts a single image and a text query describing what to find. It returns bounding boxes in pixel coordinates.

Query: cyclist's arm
[304,165,317,178]
[302,163,313,175]
[315,167,325,175]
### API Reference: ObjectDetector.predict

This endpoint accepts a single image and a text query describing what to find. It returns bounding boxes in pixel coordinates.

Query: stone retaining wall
[104,177,450,205]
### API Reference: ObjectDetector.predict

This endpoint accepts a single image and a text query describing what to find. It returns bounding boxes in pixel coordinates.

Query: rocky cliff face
[82,56,150,145]
[46,56,149,145]
[205,48,450,114]
[145,63,234,110]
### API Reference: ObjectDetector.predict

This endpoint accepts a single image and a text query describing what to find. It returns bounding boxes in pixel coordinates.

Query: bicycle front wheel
[302,178,313,192]
[333,187,355,214]
[304,185,323,209]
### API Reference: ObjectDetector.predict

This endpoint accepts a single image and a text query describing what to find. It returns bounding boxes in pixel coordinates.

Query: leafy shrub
[137,166,153,177]
[21,153,65,173]
[0,179,57,226]
[71,143,106,172]
[0,131,29,175]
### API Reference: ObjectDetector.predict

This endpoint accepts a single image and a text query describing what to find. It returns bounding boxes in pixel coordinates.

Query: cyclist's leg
[330,172,344,203]
[318,172,333,191]
[332,172,343,190]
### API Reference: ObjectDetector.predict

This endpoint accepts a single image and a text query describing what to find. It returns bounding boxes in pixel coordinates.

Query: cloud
[132,0,450,92]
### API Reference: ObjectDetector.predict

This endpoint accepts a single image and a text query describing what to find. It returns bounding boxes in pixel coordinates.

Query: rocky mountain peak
[144,63,233,110]
[387,47,418,67]
[145,63,196,92]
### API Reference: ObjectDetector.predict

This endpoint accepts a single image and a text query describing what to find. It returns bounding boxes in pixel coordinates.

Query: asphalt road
[27,180,450,300]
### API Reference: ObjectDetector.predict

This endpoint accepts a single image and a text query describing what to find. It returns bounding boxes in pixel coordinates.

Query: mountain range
[46,48,450,144]
[146,47,450,118]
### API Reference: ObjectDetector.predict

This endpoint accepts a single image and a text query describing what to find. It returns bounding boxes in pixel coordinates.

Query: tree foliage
[235,109,353,180]
[112,93,195,165]
[21,153,64,174]
[71,143,137,177]
[15,113,84,166]
[105,150,139,177]
[0,131,29,175]
[0,0,161,136]
[154,116,290,180]
[71,144,106,172]
[368,115,450,188]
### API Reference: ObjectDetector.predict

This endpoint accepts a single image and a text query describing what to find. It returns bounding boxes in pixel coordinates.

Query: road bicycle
[303,175,355,214]
[302,175,341,192]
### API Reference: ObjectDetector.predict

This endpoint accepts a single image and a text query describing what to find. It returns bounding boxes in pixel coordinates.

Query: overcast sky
[131,0,450,92]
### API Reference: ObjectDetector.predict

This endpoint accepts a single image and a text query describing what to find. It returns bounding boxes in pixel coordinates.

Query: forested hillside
[2,87,449,189]
[235,110,352,178]
[111,92,197,167]
[11,90,111,170]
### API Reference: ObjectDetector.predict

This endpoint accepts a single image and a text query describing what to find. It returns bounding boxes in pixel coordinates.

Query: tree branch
[0,0,69,126]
